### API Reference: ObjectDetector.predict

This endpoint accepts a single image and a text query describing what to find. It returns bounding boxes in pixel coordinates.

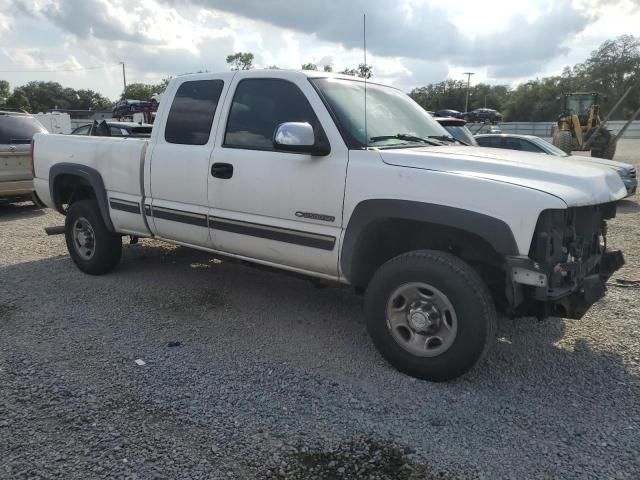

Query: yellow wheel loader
[552,86,639,160]
[552,92,617,159]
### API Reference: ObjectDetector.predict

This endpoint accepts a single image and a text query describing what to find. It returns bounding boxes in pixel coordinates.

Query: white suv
[0,111,47,201]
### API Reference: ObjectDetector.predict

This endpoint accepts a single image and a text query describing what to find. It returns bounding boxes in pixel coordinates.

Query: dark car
[463,108,502,124]
[475,133,637,197]
[435,109,463,119]
[434,117,477,146]
[71,121,153,138]
[112,99,154,118]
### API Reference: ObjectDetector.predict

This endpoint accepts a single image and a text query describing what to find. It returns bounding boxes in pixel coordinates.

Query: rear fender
[49,163,114,232]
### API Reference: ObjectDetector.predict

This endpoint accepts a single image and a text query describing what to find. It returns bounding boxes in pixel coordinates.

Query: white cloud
[0,0,637,100]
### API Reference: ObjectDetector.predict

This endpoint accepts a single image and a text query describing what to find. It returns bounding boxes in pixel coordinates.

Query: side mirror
[273,122,330,156]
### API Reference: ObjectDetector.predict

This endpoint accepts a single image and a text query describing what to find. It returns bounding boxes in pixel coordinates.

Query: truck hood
[379,146,627,207]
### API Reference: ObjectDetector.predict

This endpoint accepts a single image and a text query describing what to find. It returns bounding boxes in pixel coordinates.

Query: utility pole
[463,72,474,112]
[120,62,127,97]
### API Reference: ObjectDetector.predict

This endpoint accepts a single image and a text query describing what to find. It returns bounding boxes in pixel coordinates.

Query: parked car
[434,117,477,146]
[0,110,47,202]
[475,134,637,197]
[32,70,626,381]
[435,109,463,119]
[464,108,502,124]
[71,121,153,138]
[112,99,154,117]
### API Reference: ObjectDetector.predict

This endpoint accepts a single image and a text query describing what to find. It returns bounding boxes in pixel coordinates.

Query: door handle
[211,162,233,179]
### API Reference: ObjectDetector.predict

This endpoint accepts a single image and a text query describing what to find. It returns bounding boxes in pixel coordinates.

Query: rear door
[147,74,234,246]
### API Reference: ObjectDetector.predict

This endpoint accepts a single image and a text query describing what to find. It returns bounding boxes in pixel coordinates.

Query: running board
[44,226,65,236]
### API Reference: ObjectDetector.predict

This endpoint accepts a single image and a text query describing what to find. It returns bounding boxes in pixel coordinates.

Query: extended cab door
[147,74,233,246]
[207,73,349,277]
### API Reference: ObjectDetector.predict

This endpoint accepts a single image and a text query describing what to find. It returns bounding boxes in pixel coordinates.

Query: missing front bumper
[507,250,625,320]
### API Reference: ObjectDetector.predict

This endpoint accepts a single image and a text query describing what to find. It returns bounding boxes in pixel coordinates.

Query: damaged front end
[506,202,624,319]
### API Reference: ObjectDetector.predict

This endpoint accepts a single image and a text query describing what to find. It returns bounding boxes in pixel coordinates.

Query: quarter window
[165,80,224,145]
[224,79,320,150]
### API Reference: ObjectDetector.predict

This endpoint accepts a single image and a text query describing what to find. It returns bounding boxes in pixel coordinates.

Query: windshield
[566,95,594,116]
[0,115,47,144]
[311,78,449,148]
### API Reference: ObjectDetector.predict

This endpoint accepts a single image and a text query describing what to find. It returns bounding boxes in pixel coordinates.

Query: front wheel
[65,200,122,275]
[364,250,496,381]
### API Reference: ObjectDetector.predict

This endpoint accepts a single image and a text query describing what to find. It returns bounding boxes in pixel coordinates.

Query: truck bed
[33,134,148,208]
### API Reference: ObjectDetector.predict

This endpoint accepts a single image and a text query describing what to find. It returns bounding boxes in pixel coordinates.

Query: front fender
[340,199,519,281]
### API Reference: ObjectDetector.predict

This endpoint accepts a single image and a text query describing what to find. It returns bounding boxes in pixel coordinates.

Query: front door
[148,74,233,246]
[207,75,349,276]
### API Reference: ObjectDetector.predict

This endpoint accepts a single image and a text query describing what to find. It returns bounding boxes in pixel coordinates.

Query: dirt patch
[262,436,455,479]
[0,303,17,322]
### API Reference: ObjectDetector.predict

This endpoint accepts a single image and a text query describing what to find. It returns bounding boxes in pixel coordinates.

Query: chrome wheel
[72,217,96,260]
[386,282,458,357]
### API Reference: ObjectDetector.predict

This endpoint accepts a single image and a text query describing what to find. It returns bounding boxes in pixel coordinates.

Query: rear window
[165,80,224,145]
[0,115,47,144]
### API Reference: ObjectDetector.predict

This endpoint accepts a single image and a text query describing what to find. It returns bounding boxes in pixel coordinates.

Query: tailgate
[0,145,31,182]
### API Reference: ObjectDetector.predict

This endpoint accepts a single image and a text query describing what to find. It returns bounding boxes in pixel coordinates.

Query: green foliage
[339,63,373,79]
[123,83,156,101]
[226,52,254,70]
[410,35,640,121]
[0,80,9,102]
[5,88,30,111]
[301,63,318,71]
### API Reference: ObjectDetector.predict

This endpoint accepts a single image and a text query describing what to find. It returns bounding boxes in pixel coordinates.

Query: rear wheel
[65,200,122,275]
[364,250,497,382]
[553,130,573,155]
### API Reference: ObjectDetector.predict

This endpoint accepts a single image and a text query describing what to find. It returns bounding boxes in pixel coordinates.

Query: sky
[0,0,639,101]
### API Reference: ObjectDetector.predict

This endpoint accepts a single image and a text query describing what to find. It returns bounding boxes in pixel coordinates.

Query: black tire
[553,130,573,155]
[364,250,497,382]
[65,199,122,275]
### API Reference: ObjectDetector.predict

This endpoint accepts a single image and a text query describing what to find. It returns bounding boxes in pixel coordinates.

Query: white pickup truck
[32,70,626,381]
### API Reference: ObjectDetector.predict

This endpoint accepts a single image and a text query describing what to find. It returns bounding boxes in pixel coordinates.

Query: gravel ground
[1,140,639,479]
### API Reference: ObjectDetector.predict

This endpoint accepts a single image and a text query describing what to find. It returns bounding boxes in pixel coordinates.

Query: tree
[75,89,112,110]
[265,65,279,69]
[226,52,254,70]
[123,83,157,101]
[339,63,373,79]
[0,80,9,103]
[301,63,318,71]
[323,65,333,72]
[5,88,31,111]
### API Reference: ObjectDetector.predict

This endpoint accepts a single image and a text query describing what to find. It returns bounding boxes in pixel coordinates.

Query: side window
[503,138,522,150]
[478,137,500,148]
[224,79,320,150]
[165,80,224,145]
[73,125,91,135]
[518,139,544,153]
[110,126,125,136]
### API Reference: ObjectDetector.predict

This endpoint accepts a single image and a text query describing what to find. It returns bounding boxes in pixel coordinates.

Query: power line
[0,64,120,73]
